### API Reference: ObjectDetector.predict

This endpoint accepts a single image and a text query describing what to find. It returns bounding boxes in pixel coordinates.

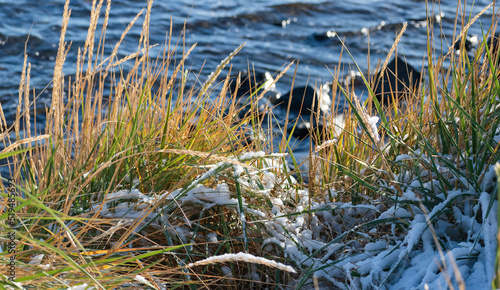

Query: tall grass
[306,1,500,287]
[0,0,283,288]
[0,0,499,289]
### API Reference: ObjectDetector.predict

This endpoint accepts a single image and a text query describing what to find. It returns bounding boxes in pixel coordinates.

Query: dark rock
[228,125,267,151]
[237,97,270,122]
[372,56,421,104]
[487,34,500,63]
[228,71,275,98]
[287,111,346,140]
[270,85,330,115]
[287,119,326,139]
[453,35,477,54]
[343,71,365,87]
[227,71,278,122]
[269,84,338,140]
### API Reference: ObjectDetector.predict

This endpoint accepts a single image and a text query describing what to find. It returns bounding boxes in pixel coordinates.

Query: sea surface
[0,0,496,171]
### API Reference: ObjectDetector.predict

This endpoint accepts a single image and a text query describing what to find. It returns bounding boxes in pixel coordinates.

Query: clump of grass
[303,1,500,288]
[0,0,287,288]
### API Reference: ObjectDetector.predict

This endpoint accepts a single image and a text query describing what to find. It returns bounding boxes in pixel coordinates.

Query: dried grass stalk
[187,252,296,273]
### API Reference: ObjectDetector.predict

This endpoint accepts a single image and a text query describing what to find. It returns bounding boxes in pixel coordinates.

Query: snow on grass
[187,252,297,273]
[134,275,149,284]
[238,151,266,160]
[28,254,44,265]
[67,284,92,290]
[91,150,497,289]
[367,115,380,142]
[133,275,157,288]
[315,138,338,152]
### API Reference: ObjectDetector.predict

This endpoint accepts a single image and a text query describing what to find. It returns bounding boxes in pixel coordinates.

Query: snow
[315,139,338,152]
[134,275,149,284]
[67,284,92,290]
[367,115,380,142]
[233,164,244,178]
[221,266,233,278]
[90,150,498,289]
[239,151,265,160]
[29,254,44,265]
[82,170,92,178]
[395,154,412,162]
[207,232,218,243]
[187,252,296,273]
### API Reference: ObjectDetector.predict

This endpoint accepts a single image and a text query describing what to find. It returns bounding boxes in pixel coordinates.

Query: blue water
[0,0,496,170]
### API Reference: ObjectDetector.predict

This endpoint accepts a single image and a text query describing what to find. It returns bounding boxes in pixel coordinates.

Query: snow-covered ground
[93,142,499,289]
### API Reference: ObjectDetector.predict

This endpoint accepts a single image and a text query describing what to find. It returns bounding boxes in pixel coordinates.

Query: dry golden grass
[0,0,289,288]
